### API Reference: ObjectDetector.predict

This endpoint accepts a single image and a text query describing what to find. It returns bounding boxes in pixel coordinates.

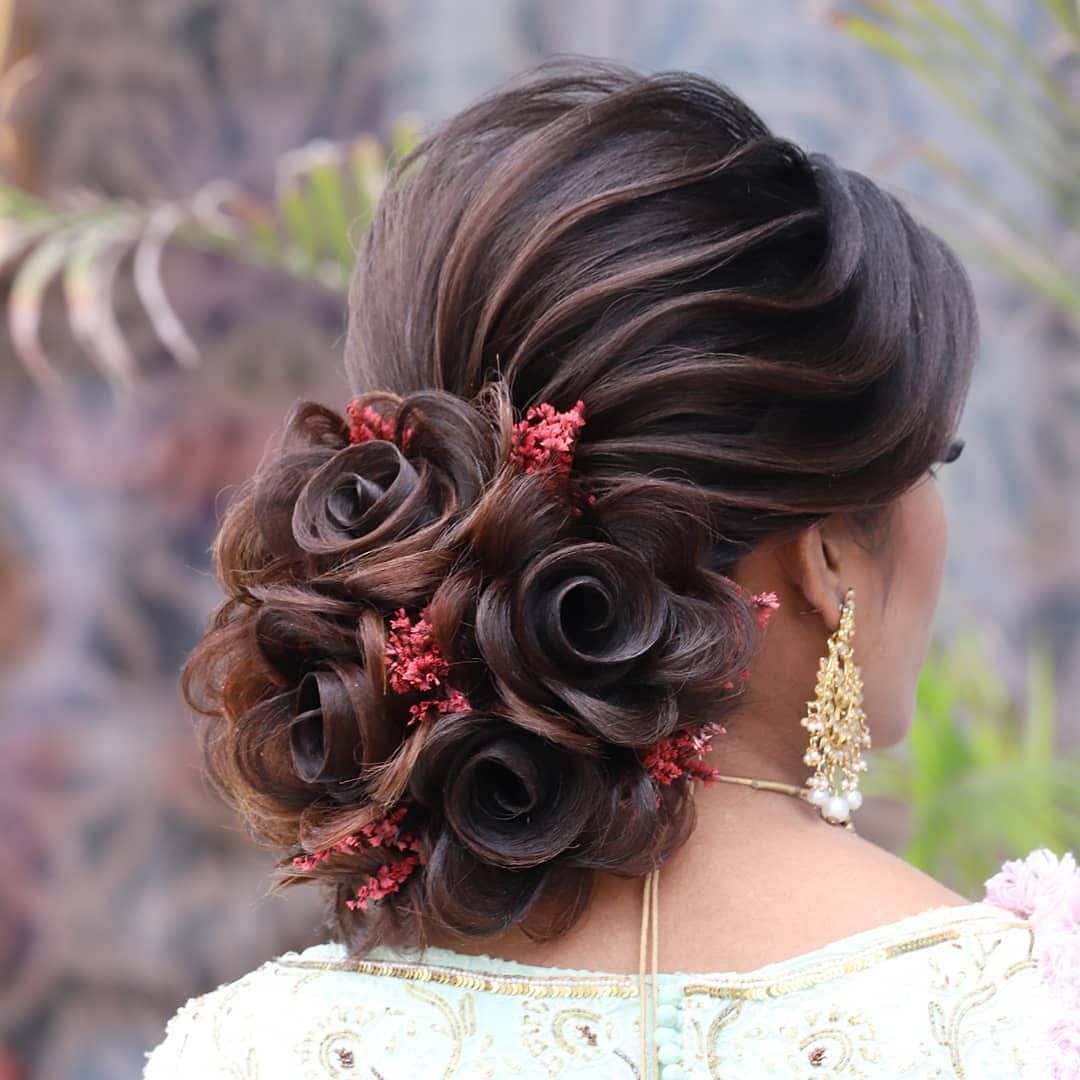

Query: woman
[147,62,1079,1078]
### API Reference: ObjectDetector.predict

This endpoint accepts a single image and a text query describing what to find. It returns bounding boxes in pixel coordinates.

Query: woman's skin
[436,474,969,974]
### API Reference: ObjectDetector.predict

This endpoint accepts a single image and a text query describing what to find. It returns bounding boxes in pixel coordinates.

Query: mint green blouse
[145,901,1054,1078]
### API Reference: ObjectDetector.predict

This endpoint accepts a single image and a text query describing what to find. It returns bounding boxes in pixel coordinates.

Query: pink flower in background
[987,849,1080,923]
[1039,924,1080,988]
[986,849,1080,1078]
[1048,1019,1080,1072]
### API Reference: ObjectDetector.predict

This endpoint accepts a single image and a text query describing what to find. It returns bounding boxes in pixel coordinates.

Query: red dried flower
[346,401,398,445]
[641,721,726,787]
[346,400,415,449]
[356,806,410,850]
[386,608,448,695]
[408,687,472,726]
[509,400,586,479]
[291,850,331,872]
[385,607,471,725]
[291,806,421,879]
[345,855,421,910]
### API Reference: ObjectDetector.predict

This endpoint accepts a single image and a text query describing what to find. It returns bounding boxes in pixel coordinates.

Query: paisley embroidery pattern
[146,906,1054,1078]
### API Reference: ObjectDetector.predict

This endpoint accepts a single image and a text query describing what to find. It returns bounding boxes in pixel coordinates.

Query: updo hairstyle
[183,61,976,953]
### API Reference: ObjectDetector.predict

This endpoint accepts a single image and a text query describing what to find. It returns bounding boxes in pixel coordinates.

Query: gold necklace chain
[712,773,857,833]
[711,773,808,799]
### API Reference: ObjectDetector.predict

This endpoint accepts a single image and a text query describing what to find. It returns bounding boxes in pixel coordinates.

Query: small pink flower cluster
[985,849,1080,1077]
[291,806,417,872]
[291,807,424,912]
[642,592,780,783]
[346,401,398,445]
[720,591,781,690]
[346,856,422,911]
[385,607,471,725]
[346,400,415,450]
[509,400,587,479]
[641,721,726,786]
[753,591,781,630]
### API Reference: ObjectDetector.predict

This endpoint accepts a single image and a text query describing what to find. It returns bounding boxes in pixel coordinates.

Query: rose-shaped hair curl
[289,670,358,785]
[476,542,678,744]
[254,448,337,560]
[393,390,500,508]
[291,441,445,556]
[409,713,599,868]
[519,543,670,683]
[225,660,394,814]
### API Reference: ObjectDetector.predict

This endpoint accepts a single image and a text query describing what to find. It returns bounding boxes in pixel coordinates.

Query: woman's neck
[425,719,968,974]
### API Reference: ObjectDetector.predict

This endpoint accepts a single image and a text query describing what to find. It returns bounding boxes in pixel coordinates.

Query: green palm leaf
[0,126,418,389]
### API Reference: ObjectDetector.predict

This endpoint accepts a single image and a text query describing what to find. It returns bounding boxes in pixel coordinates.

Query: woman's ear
[784,522,846,632]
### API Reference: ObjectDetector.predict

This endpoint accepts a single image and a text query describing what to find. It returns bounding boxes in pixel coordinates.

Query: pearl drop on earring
[825,795,851,824]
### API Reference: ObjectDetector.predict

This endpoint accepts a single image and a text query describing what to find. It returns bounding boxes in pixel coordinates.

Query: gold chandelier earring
[801,587,871,825]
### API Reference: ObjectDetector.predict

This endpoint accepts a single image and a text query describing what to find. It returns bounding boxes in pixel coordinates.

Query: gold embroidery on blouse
[683,932,952,1002]
[298,1005,378,1079]
[160,912,1044,1079]
[793,1010,880,1074]
[551,1007,611,1059]
[289,971,328,995]
[1003,957,1039,980]
[404,983,475,1078]
[699,1003,880,1077]
[925,926,1041,1079]
[206,970,267,1075]
[514,995,636,1074]
[281,957,640,999]
[704,1002,743,1075]
[274,910,1030,1006]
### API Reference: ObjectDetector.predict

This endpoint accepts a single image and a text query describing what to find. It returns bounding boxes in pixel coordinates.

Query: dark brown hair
[183,61,976,952]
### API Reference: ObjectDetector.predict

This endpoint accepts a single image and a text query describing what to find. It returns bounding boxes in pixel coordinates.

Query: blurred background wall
[0,1,1077,1077]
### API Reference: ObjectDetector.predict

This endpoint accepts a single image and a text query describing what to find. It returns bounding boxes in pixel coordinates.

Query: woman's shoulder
[143,959,277,1078]
[143,945,358,1078]
[145,938,645,1078]
[142,942,546,1078]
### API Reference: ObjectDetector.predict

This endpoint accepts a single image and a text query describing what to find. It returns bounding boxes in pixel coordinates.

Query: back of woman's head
[184,60,976,951]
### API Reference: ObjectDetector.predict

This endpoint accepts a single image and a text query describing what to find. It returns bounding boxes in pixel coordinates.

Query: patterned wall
[1,1,1076,1077]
